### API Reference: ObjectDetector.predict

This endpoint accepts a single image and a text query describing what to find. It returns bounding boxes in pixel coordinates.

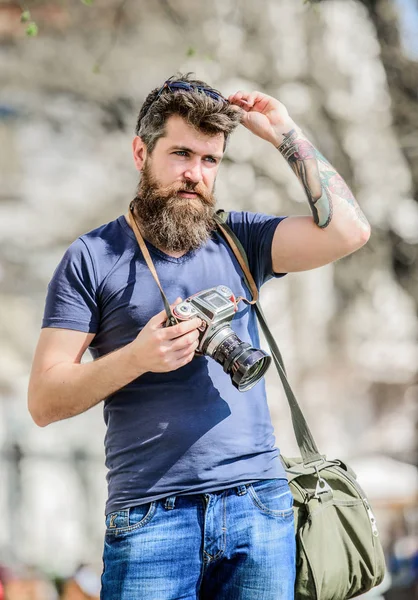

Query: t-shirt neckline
[118,215,198,264]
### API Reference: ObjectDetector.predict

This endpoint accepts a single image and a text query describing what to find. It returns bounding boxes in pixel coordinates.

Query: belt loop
[236,485,248,496]
[164,495,176,510]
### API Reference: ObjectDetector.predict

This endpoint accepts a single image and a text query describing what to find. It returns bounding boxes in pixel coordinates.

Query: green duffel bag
[214,213,387,600]
[282,456,386,599]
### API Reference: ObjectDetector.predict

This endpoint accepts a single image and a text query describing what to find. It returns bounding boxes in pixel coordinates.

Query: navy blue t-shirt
[42,211,288,514]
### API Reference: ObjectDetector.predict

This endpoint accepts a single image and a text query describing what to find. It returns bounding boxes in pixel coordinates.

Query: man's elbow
[32,416,50,428]
[345,223,371,254]
[28,404,49,428]
[28,388,52,428]
[357,224,371,248]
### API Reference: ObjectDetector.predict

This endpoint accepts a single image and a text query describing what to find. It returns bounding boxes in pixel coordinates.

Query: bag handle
[214,211,323,466]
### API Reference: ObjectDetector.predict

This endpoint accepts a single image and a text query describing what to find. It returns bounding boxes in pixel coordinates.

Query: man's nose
[183,160,203,183]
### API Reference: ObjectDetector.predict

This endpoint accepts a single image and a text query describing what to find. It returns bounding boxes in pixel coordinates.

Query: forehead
[158,114,225,156]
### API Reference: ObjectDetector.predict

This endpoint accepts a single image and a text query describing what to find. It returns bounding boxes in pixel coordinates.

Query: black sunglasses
[142,79,228,118]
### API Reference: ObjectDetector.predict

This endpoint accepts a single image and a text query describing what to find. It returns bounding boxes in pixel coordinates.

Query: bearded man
[28,74,370,600]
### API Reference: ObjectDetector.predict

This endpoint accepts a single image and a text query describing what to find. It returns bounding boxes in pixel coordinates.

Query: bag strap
[214,210,323,466]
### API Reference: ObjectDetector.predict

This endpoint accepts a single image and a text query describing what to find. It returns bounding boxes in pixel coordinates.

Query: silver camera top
[174,286,236,322]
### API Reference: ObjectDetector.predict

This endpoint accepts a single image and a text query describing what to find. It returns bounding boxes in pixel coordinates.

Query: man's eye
[205,157,217,164]
[174,151,188,157]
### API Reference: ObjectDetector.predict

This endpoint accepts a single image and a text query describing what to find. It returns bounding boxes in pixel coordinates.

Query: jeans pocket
[105,502,156,536]
[248,479,294,518]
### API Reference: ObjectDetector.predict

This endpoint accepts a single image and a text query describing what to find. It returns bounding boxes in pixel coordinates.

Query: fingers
[228,91,249,109]
[135,298,204,373]
[173,338,199,359]
[173,347,199,369]
[229,91,274,116]
[149,298,182,328]
[170,329,200,352]
[228,91,260,110]
[164,316,203,340]
[155,334,199,372]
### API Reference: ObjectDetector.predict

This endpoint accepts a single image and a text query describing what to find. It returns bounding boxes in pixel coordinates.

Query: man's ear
[132,136,147,171]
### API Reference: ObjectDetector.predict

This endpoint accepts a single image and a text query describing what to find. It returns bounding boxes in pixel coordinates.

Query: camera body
[172,286,271,392]
[173,285,237,354]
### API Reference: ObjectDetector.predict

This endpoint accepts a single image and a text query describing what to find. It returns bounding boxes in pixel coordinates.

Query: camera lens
[230,349,271,392]
[238,356,269,389]
[205,328,271,392]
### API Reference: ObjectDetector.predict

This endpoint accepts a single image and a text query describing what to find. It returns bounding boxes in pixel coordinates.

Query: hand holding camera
[130,287,271,391]
[129,297,202,374]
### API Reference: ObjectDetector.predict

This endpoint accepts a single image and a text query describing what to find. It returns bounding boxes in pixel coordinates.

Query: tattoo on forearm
[277,130,368,231]
[278,129,332,227]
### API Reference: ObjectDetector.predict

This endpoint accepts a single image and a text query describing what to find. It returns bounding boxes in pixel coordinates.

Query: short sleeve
[42,238,99,333]
[226,211,287,287]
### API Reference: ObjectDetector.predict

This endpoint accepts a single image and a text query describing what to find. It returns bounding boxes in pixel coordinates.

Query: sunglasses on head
[141,78,228,118]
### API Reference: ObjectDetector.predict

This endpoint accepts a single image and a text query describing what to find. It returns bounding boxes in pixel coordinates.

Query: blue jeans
[101,479,296,600]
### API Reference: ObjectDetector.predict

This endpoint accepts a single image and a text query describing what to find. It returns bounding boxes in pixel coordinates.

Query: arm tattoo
[278,129,368,231]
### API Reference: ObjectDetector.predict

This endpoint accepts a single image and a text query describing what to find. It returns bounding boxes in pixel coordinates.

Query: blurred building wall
[0,0,416,579]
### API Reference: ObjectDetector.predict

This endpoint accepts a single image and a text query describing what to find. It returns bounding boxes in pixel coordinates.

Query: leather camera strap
[126,208,178,326]
[213,214,259,305]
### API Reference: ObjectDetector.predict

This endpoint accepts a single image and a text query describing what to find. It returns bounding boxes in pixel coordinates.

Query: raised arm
[228,91,371,273]
[28,304,201,427]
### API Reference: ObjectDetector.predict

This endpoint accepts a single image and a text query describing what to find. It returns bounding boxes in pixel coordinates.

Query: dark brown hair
[135,73,242,153]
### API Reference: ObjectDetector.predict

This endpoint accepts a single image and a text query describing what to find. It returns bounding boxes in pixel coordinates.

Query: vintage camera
[172,285,271,392]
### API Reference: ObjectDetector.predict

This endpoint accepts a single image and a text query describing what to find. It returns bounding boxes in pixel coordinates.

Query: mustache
[164,180,214,206]
[177,181,201,193]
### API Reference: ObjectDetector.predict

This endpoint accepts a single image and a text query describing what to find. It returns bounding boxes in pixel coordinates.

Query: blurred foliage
[13,0,325,37]
[0,0,416,577]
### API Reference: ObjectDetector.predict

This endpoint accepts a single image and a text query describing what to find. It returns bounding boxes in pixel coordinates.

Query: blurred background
[0,0,417,598]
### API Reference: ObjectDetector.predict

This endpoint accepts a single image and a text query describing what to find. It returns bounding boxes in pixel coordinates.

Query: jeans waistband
[163,484,250,510]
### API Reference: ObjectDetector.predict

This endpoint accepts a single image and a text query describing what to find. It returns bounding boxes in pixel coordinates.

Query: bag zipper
[363,497,379,537]
[288,464,380,539]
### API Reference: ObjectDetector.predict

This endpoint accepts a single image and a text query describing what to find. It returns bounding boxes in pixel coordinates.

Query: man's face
[132,115,225,253]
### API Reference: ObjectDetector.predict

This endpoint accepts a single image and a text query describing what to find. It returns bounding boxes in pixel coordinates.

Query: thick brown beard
[131,160,217,253]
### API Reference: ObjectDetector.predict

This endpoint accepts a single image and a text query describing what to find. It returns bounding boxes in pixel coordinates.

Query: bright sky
[395,0,418,60]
